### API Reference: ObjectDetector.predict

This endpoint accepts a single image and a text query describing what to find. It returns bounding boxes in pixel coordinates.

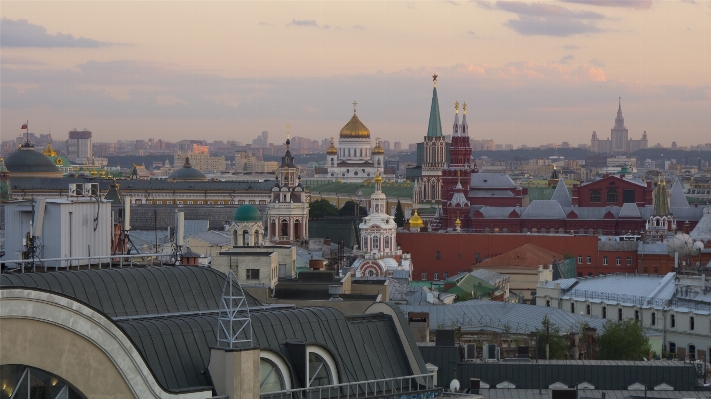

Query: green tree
[533,316,569,360]
[309,199,338,219]
[338,201,368,217]
[394,200,405,227]
[598,319,651,360]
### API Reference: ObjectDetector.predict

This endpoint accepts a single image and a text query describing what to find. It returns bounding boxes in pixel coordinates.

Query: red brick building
[397,232,600,280]
[572,174,653,207]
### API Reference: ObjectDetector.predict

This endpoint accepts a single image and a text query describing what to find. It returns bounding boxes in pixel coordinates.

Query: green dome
[168,157,207,181]
[4,143,63,178]
[233,204,261,222]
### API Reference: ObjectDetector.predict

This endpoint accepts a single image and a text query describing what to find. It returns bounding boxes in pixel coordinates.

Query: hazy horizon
[2,1,710,147]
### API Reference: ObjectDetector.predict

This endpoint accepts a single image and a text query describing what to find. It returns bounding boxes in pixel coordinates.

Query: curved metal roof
[4,144,63,175]
[0,266,261,317]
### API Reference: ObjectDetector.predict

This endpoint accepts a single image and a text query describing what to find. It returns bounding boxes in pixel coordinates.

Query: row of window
[601,256,633,266]
[421,272,450,281]
[260,348,337,393]
[140,200,267,205]
[589,188,636,204]
[667,343,711,362]
[556,302,708,332]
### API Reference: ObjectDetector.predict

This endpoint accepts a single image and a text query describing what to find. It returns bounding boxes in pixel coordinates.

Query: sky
[1,1,710,147]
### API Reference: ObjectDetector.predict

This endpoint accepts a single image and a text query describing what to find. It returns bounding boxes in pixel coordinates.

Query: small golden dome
[409,210,424,229]
[455,217,462,226]
[326,137,337,155]
[100,169,106,177]
[374,171,382,183]
[339,113,370,139]
[42,143,57,157]
[372,144,384,155]
[90,169,98,176]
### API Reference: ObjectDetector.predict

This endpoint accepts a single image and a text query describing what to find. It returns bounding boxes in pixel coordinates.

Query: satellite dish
[667,233,693,258]
[450,379,460,392]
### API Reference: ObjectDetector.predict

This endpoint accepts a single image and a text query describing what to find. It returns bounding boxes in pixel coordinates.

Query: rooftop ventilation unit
[464,344,477,361]
[483,344,499,362]
[69,183,84,197]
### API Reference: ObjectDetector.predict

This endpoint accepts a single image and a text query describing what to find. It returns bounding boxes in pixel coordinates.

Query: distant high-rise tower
[67,129,93,161]
[610,98,628,154]
[421,75,446,202]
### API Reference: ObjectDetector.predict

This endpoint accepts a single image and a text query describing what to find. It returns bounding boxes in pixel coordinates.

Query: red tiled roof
[476,243,561,269]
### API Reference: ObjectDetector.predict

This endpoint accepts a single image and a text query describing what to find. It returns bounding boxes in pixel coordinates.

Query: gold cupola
[372,137,384,155]
[326,137,338,155]
[42,143,57,157]
[339,107,370,138]
[409,210,424,229]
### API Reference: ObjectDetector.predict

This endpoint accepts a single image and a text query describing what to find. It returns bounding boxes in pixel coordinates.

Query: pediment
[577,382,595,390]
[508,209,520,218]
[548,382,568,389]
[628,382,646,391]
[496,381,516,389]
[654,383,673,391]
[567,210,578,219]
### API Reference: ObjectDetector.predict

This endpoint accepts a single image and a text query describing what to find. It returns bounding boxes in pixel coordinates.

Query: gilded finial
[432,73,438,87]
[463,102,467,114]
[352,101,358,114]
[286,124,290,139]
[455,101,459,113]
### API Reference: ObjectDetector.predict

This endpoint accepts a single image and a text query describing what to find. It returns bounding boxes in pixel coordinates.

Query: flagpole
[26,120,29,144]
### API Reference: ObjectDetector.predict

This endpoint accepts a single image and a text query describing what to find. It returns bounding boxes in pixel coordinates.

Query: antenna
[216,270,253,349]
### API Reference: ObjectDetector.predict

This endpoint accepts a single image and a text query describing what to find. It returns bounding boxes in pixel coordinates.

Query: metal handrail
[1,253,174,273]
[260,373,436,399]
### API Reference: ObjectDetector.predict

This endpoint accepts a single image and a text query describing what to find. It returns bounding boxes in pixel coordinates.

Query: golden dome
[42,143,57,157]
[326,137,338,155]
[455,217,462,226]
[374,171,382,183]
[339,113,370,139]
[372,144,384,155]
[409,210,424,229]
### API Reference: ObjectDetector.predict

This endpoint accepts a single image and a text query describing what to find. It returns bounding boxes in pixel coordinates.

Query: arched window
[602,306,607,319]
[635,310,639,320]
[330,158,334,166]
[688,344,696,360]
[651,312,656,326]
[607,189,618,203]
[307,347,338,387]
[546,300,550,307]
[540,228,546,234]
[260,352,291,393]
[254,230,260,247]
[671,314,676,328]
[503,228,509,233]
[559,228,565,234]
[362,236,367,251]
[588,228,594,235]
[579,228,584,234]
[570,303,575,313]
[384,236,390,249]
[372,236,379,249]
[532,228,537,233]
[618,308,623,321]
[281,220,289,238]
[0,365,87,398]
[586,304,591,315]
[590,190,601,203]
[243,230,250,246]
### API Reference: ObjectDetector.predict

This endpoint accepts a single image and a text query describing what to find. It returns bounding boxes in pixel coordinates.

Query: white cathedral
[318,103,396,182]
[350,171,413,279]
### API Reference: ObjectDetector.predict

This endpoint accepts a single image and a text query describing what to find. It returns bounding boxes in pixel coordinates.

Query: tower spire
[427,76,443,137]
[452,101,460,137]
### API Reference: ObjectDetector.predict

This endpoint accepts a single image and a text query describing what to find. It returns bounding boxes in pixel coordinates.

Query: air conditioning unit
[695,362,706,376]
[483,344,500,362]
[464,344,477,361]
[84,183,99,197]
[69,183,84,197]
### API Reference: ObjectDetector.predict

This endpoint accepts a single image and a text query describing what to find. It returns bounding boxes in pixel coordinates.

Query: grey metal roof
[521,201,567,220]
[669,178,689,208]
[475,206,519,218]
[400,300,608,334]
[469,190,515,198]
[560,273,677,306]
[470,173,517,189]
[618,203,641,218]
[637,242,669,255]
[566,206,620,219]
[0,266,262,317]
[187,230,231,246]
[598,240,639,251]
[690,206,711,241]
[118,307,421,391]
[470,269,508,285]
[550,179,572,208]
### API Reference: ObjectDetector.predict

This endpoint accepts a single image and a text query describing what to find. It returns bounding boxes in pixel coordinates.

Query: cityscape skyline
[2,1,710,146]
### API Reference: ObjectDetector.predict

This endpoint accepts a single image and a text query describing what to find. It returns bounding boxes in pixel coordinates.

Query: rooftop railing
[260,373,437,399]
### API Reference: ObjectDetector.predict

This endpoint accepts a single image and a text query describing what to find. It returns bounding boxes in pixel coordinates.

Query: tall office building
[67,130,92,161]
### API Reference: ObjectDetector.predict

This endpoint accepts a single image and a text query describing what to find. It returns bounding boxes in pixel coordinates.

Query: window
[436,251,441,260]
[690,317,695,331]
[156,201,162,204]
[618,308,623,321]
[541,228,546,234]
[587,256,592,264]
[653,267,659,274]
[590,190,601,203]
[443,272,449,279]
[607,189,618,203]
[671,314,676,328]
[308,352,334,387]
[627,257,632,266]
[372,236,379,249]
[622,189,635,203]
[260,357,288,393]
[643,267,648,273]
[651,312,656,326]
[546,300,551,307]
[688,345,696,360]
[635,310,639,320]
[187,201,193,205]
[0,365,85,398]
[421,272,427,280]
[197,201,203,205]
[246,269,260,280]
[602,306,607,319]
[616,257,621,266]
[434,273,440,280]
[578,256,583,264]
[603,256,608,265]
[384,236,390,249]
[586,304,591,315]
[668,342,676,353]
[571,303,575,313]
